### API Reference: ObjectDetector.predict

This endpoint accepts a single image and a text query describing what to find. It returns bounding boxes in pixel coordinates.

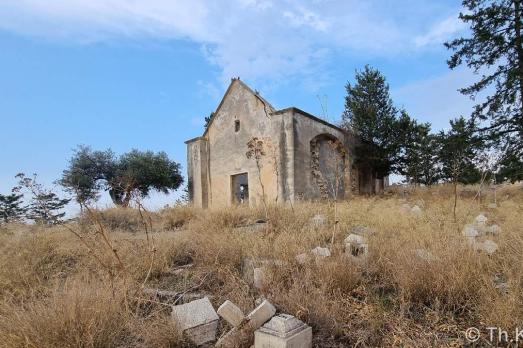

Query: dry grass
[0,183,521,347]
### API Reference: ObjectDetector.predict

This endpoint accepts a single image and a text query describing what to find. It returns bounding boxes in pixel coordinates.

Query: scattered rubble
[254,314,312,348]
[216,300,276,347]
[462,214,501,255]
[310,246,331,259]
[171,297,219,346]
[462,224,479,238]
[310,214,326,228]
[493,275,509,295]
[475,239,498,255]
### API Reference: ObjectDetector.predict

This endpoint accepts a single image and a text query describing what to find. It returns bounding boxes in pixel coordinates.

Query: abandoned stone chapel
[185,78,388,209]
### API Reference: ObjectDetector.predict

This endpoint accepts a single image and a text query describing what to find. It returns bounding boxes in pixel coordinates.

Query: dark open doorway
[231,173,249,204]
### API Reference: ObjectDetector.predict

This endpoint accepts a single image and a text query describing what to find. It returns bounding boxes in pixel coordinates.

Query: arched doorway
[310,134,347,199]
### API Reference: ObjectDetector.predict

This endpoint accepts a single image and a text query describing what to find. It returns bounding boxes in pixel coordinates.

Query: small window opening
[235,120,240,132]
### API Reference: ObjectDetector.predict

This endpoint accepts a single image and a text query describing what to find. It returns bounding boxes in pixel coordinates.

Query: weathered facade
[186,78,387,209]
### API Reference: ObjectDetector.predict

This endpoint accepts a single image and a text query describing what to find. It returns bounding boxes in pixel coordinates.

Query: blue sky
[0,0,479,212]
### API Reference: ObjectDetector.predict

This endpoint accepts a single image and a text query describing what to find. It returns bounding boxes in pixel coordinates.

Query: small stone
[217,300,245,328]
[295,253,309,264]
[401,203,411,212]
[310,246,331,258]
[171,297,219,346]
[462,224,479,237]
[487,203,498,209]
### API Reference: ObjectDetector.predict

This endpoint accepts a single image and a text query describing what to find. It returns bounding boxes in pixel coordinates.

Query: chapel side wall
[292,111,356,200]
[206,83,280,208]
[186,140,204,208]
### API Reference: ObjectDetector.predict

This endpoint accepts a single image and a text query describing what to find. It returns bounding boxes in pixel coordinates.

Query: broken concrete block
[474,214,488,226]
[171,297,219,346]
[486,224,501,235]
[310,214,326,228]
[462,224,479,237]
[216,300,277,348]
[254,267,266,289]
[344,233,366,245]
[295,253,309,264]
[477,239,498,255]
[254,314,312,348]
[217,300,245,328]
[310,246,331,259]
[247,299,277,329]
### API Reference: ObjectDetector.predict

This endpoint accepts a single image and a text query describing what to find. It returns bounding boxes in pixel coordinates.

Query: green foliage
[446,0,523,178]
[497,152,523,182]
[204,112,215,129]
[0,191,26,224]
[61,146,184,207]
[395,112,440,185]
[342,65,398,178]
[60,146,116,204]
[16,173,70,225]
[438,117,484,184]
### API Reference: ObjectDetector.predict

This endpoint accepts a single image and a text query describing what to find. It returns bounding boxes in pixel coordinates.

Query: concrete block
[171,297,219,346]
[217,300,245,327]
[310,214,326,228]
[254,314,312,348]
[345,242,368,257]
[216,300,276,348]
[254,267,266,289]
[474,214,488,227]
[344,233,366,245]
[462,224,479,237]
[477,239,498,255]
[486,224,501,235]
[247,300,277,329]
[310,246,330,259]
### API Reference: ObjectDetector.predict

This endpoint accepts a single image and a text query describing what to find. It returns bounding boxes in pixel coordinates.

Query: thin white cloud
[414,15,466,47]
[0,1,464,85]
[392,68,479,131]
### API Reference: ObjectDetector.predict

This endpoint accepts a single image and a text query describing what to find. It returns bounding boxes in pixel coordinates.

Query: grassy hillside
[0,184,521,347]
